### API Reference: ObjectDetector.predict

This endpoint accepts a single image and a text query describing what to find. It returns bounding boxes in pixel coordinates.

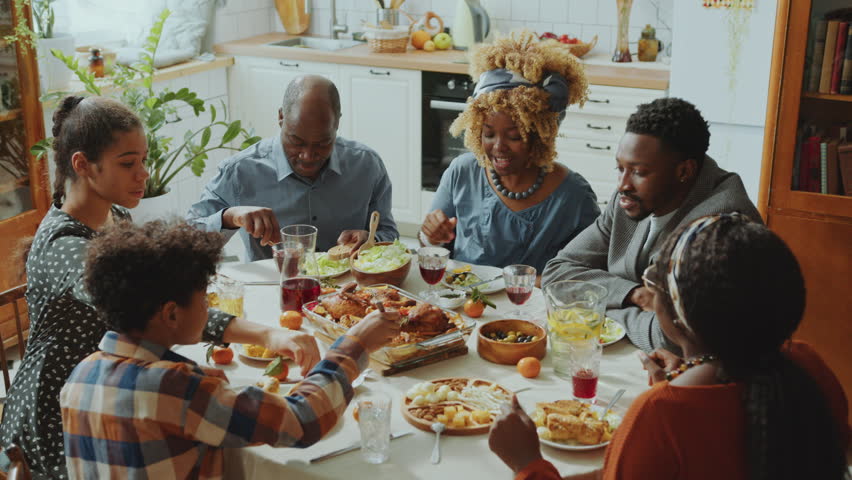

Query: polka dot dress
[0,206,233,479]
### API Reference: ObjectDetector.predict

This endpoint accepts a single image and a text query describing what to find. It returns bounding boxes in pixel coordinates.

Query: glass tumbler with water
[358,391,392,464]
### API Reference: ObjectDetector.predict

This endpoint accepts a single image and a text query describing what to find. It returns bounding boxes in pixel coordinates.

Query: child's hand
[265,329,320,373]
[200,366,230,383]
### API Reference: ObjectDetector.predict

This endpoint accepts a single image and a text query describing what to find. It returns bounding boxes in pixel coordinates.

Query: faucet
[329,0,348,39]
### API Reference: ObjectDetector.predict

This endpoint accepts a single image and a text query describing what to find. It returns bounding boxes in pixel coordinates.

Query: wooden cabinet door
[0,0,49,292]
[338,65,422,225]
[229,56,339,140]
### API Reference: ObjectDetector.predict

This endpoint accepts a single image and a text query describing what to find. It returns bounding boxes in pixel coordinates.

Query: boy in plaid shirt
[60,221,400,479]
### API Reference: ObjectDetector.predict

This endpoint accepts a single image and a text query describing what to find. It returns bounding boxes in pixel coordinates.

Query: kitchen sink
[267,38,362,51]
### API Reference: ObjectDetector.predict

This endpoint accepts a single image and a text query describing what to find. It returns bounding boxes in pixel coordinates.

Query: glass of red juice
[502,264,536,320]
[277,240,320,312]
[417,246,450,303]
[552,336,602,403]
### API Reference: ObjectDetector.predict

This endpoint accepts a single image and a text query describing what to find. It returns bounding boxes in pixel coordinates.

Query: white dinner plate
[440,261,505,294]
[599,318,626,347]
[307,252,350,279]
[235,343,279,362]
[528,402,622,451]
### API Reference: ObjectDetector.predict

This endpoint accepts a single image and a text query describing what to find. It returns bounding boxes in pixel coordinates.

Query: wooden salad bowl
[349,241,412,288]
[478,319,547,365]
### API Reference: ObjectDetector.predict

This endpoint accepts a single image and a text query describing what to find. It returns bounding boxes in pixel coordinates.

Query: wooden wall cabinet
[759,0,852,417]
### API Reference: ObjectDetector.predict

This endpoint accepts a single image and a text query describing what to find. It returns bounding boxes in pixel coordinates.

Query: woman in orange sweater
[489,214,849,480]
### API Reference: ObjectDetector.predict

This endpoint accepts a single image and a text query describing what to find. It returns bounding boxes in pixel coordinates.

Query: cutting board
[275,0,310,35]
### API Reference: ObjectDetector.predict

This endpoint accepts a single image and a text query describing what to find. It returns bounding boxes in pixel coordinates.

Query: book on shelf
[830,22,849,94]
[841,26,852,95]
[839,143,852,196]
[819,21,840,93]
[820,139,841,195]
[799,136,821,192]
[808,20,828,92]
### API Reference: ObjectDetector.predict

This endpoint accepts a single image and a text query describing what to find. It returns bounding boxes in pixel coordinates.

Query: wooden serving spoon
[358,211,381,254]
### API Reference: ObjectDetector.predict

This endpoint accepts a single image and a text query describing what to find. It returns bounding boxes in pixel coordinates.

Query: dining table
[175,258,651,479]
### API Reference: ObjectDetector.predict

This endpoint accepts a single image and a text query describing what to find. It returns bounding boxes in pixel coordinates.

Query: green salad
[599,318,625,344]
[353,240,411,273]
[305,253,349,277]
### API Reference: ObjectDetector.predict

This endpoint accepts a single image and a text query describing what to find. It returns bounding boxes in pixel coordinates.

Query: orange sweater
[516,341,849,480]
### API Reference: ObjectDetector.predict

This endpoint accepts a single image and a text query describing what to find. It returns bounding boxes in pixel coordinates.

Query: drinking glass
[417,247,450,303]
[551,335,602,403]
[277,240,321,312]
[544,280,608,341]
[503,264,536,319]
[216,276,244,318]
[280,224,319,277]
[358,391,392,464]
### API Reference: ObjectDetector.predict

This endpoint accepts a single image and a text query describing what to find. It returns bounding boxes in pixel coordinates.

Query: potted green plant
[4,0,74,91]
[32,9,261,220]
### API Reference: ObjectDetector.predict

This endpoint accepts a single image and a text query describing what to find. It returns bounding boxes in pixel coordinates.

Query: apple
[567,37,580,45]
[559,34,569,44]
[539,32,557,40]
[433,32,453,50]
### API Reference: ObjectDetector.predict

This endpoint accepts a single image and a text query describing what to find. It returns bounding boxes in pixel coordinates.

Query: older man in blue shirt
[187,75,398,261]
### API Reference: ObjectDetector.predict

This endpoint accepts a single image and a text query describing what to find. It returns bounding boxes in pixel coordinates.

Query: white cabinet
[557,85,665,204]
[228,56,339,139]
[338,65,422,225]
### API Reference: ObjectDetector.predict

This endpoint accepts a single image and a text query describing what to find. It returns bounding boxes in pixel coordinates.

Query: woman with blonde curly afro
[420,31,600,276]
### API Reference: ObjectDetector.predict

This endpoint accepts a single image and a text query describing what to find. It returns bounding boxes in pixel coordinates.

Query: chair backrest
[0,285,27,392]
[2,444,32,480]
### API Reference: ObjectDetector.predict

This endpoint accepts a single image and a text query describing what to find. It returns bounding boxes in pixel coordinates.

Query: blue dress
[430,153,600,272]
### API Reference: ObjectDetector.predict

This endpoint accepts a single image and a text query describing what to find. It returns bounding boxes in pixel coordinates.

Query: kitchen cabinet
[758,0,852,414]
[338,64,422,225]
[557,85,665,204]
[228,56,339,139]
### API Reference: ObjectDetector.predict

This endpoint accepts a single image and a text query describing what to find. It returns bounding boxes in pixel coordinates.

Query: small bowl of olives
[477,319,546,365]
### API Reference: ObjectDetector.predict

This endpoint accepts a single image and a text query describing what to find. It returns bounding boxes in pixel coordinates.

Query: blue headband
[472,68,570,113]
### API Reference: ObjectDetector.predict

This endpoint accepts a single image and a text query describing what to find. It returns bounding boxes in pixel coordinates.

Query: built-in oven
[421,71,476,192]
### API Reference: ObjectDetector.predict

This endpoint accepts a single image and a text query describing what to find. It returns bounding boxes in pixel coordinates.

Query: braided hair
[51,96,142,205]
[647,215,847,480]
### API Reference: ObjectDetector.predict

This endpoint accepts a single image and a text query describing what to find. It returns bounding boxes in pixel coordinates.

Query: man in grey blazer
[543,98,762,353]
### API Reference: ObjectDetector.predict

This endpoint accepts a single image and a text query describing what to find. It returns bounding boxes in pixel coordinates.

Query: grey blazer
[542,156,762,353]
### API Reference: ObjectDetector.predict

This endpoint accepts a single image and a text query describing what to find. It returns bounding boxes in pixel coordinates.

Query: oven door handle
[429,100,467,112]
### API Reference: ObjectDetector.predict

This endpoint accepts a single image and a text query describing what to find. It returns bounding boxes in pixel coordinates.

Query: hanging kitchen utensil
[275,0,311,35]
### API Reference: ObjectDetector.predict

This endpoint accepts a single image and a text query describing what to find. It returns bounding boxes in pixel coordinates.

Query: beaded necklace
[490,167,547,200]
[665,354,718,381]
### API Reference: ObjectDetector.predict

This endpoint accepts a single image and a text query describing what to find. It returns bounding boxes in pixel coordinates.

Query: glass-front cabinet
[0,0,49,292]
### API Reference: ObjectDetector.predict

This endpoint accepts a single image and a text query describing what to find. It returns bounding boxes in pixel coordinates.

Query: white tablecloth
[175,259,650,479]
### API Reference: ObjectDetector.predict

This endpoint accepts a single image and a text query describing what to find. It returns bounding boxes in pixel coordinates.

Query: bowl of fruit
[478,319,546,365]
[539,32,598,58]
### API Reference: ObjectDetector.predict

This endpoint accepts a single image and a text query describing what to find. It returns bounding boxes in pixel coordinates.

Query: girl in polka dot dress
[0,97,321,479]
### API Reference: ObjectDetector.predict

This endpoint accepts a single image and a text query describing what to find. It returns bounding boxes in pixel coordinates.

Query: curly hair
[648,215,847,480]
[84,220,225,333]
[625,97,710,166]
[449,30,589,172]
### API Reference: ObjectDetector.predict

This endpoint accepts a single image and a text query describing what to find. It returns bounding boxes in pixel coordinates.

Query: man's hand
[337,230,368,249]
[637,348,683,385]
[222,206,281,247]
[421,210,458,245]
[347,309,402,353]
[264,329,321,373]
[628,286,655,311]
[489,395,543,474]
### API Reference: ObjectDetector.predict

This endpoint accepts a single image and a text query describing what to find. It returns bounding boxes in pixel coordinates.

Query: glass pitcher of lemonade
[543,280,607,341]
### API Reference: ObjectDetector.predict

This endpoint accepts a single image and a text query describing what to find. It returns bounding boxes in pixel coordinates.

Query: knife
[466,274,503,289]
[309,431,413,464]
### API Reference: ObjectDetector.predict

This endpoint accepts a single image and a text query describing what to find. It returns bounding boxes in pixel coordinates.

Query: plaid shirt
[60,331,367,479]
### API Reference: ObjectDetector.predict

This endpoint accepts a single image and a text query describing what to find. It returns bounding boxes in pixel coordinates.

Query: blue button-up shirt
[187,134,398,261]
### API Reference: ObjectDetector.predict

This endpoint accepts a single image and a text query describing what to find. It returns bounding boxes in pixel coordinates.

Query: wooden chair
[0,285,27,393]
[0,444,32,480]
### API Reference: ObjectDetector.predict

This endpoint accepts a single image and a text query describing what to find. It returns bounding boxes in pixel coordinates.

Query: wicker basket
[365,25,411,53]
[565,35,598,58]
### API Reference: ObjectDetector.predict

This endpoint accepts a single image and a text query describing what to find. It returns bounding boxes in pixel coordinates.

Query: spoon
[601,388,626,417]
[430,422,445,464]
[358,211,380,254]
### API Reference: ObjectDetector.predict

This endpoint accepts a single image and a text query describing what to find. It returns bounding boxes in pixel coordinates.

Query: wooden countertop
[214,33,670,91]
